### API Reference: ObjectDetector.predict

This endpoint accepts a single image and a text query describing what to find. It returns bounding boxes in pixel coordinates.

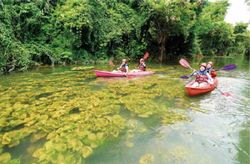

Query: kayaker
[118,59,129,73]
[206,61,213,73]
[190,63,213,87]
[138,58,146,71]
[206,61,217,78]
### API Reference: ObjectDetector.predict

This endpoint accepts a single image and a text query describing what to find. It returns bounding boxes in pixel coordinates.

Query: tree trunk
[158,35,166,63]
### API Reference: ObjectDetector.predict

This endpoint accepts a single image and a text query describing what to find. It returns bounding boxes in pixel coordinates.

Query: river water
[0,57,249,164]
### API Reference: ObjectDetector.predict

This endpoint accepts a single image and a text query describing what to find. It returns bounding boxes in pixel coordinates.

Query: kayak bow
[185,78,218,96]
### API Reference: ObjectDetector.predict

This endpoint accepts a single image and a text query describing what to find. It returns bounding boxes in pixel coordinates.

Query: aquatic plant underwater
[0,65,197,163]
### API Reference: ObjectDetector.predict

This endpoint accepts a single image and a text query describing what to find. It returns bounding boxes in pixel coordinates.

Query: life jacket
[138,63,146,71]
[119,63,128,72]
[195,70,208,83]
[211,70,217,78]
[206,67,213,74]
[195,75,208,83]
[207,67,217,78]
[197,70,207,75]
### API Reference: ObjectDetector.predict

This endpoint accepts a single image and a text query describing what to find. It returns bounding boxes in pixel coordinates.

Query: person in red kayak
[206,61,217,78]
[190,63,213,87]
[138,58,146,71]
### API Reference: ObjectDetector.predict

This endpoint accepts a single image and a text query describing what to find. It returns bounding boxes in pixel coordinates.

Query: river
[0,57,249,164]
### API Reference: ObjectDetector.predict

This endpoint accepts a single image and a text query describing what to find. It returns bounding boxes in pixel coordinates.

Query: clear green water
[0,57,249,164]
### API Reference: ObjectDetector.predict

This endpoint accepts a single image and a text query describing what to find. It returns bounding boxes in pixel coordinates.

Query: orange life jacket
[139,64,146,71]
[211,70,217,78]
[195,75,208,83]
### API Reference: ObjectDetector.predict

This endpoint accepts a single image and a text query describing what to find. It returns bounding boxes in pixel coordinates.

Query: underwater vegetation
[0,66,192,163]
[71,66,94,71]
[139,154,154,164]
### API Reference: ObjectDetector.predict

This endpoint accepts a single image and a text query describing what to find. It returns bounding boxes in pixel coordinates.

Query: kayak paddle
[217,64,236,71]
[180,64,237,79]
[179,58,196,79]
[215,87,232,97]
[179,58,195,70]
[143,52,150,60]
[180,75,189,79]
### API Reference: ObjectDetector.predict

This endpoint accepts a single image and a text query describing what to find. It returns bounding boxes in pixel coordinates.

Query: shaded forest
[0,0,249,73]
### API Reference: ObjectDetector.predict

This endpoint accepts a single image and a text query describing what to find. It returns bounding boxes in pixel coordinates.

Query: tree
[194,0,234,55]
[234,23,249,34]
[232,23,250,56]
[143,0,195,62]
[53,0,147,60]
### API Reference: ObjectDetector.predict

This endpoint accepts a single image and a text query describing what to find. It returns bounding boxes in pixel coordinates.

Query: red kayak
[94,70,154,77]
[185,78,218,96]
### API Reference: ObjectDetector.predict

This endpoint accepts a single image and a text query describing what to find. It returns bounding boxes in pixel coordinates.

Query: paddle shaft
[181,64,236,79]
[215,86,231,96]
[215,86,223,94]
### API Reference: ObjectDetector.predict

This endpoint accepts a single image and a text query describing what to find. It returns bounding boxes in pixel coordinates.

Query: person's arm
[206,72,213,83]
[125,66,129,73]
[122,66,129,76]
[138,63,140,69]
[117,64,122,70]
[188,70,197,77]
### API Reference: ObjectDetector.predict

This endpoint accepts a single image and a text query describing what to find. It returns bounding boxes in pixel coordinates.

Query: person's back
[119,59,129,73]
[138,58,146,71]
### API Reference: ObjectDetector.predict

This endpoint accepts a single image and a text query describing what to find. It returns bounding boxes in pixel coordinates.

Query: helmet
[140,58,144,62]
[200,63,207,68]
[207,61,213,65]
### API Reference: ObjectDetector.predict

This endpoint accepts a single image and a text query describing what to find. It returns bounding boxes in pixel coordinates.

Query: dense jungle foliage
[0,0,249,73]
